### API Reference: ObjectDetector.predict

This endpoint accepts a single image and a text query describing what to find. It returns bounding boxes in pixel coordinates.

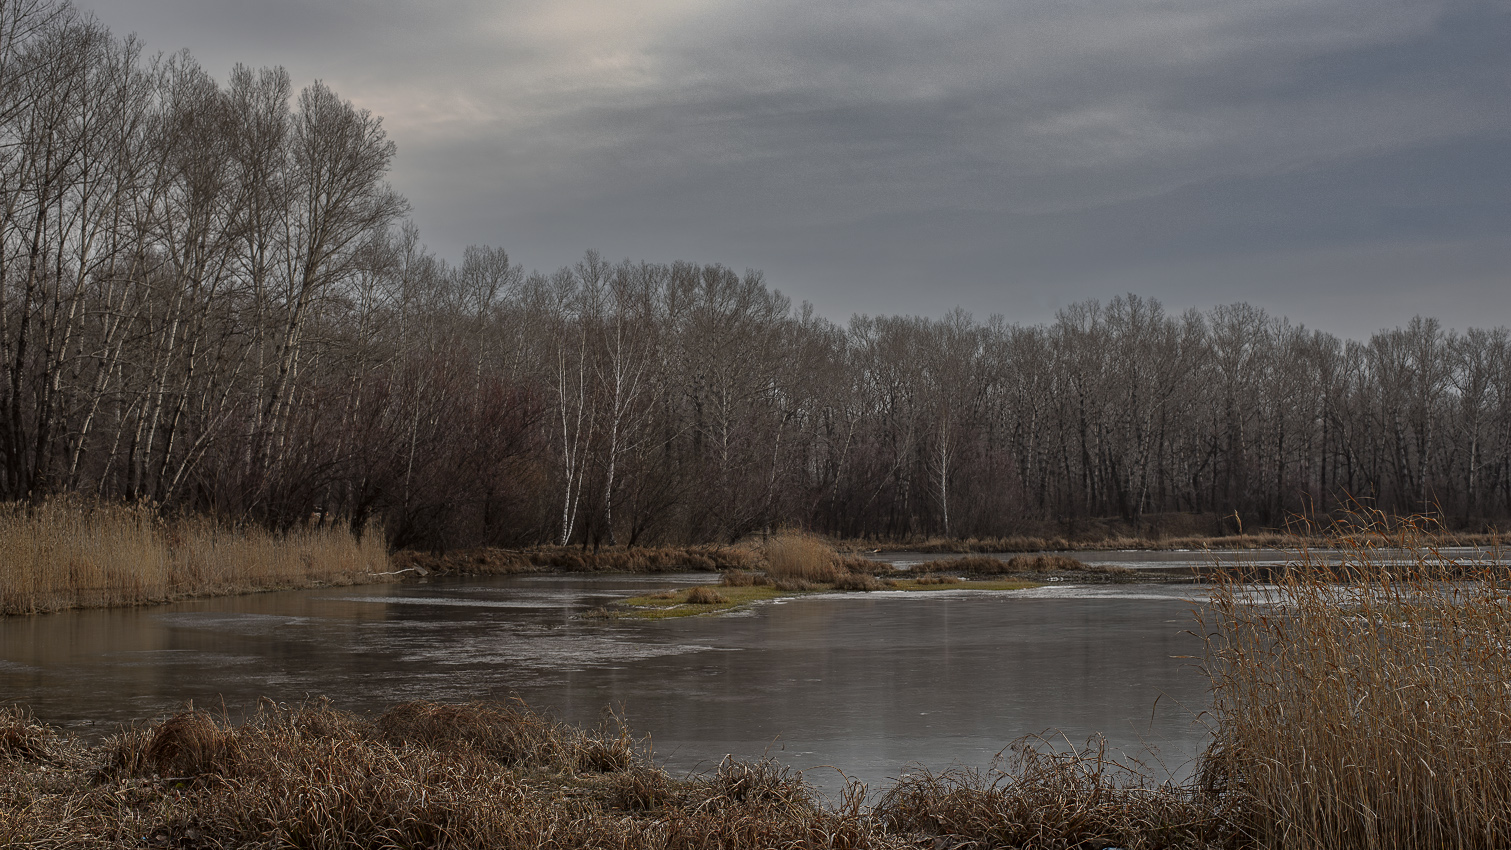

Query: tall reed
[761,531,843,582]
[1201,514,1511,848]
[0,499,389,615]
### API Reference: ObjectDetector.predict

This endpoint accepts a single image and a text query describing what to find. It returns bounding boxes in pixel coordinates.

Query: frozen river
[1,569,1214,794]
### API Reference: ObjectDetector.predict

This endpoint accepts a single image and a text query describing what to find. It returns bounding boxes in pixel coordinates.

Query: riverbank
[390,543,758,577]
[836,528,1507,554]
[0,500,389,616]
[0,699,1228,850]
[8,496,1499,618]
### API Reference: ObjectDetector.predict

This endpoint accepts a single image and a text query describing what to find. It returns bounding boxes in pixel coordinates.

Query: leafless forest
[4,1,1510,549]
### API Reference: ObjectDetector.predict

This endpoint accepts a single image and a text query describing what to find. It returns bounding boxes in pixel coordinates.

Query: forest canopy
[3,0,1509,549]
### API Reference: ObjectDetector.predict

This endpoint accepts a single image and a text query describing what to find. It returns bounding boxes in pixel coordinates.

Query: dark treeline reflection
[3,1,1509,548]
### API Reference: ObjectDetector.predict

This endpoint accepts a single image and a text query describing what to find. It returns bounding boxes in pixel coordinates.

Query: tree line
[5,0,1510,548]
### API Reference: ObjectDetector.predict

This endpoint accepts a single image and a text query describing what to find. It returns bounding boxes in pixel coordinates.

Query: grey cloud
[73,0,1511,338]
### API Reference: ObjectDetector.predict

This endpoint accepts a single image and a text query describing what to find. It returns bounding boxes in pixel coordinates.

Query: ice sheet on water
[151,612,316,632]
[331,595,583,609]
[394,629,723,670]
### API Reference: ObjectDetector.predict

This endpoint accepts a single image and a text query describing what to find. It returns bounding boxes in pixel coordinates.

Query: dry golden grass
[3,700,895,850]
[1201,512,1511,849]
[829,571,887,591]
[762,531,843,582]
[0,498,390,615]
[683,585,729,605]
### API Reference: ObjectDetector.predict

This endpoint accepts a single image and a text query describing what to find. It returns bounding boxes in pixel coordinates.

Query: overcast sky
[74,0,1511,340]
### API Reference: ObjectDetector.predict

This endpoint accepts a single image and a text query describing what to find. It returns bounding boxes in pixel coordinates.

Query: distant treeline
[4,1,1510,548]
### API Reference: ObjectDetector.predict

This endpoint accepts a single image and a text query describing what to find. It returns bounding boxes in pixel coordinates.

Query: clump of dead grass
[759,532,894,591]
[143,710,243,778]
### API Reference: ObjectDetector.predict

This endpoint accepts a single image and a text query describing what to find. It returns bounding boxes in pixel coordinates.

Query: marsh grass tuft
[0,707,52,762]
[144,710,242,778]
